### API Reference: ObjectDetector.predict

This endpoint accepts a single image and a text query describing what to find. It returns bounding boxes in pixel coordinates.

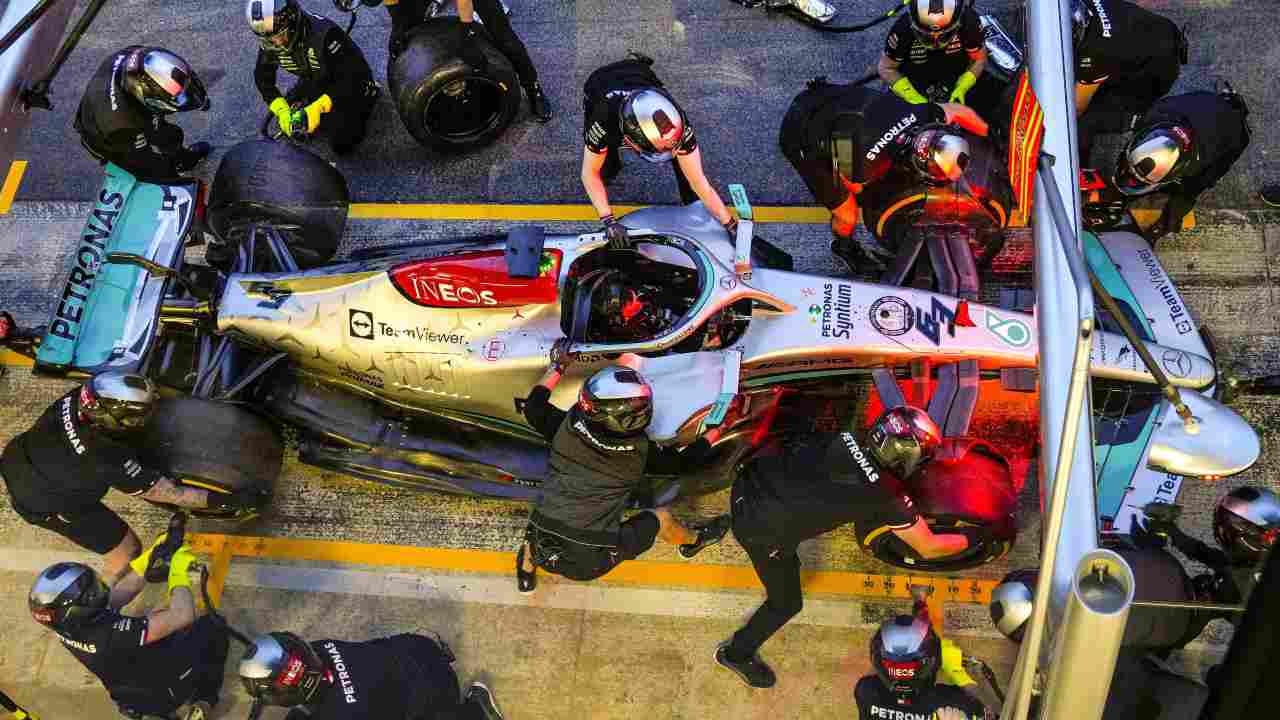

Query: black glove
[724,218,739,238]
[602,215,631,250]
[549,338,574,373]
[457,22,489,73]
[208,488,270,514]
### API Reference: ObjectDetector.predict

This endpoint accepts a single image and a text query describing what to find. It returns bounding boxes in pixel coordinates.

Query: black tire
[205,139,349,269]
[140,397,282,520]
[388,17,521,152]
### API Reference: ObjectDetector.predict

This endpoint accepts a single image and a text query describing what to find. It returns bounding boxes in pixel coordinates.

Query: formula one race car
[6,138,1261,571]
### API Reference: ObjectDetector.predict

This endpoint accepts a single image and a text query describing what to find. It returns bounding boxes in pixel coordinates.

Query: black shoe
[515,544,536,594]
[526,82,552,123]
[186,141,212,162]
[1262,184,1280,208]
[715,641,776,689]
[465,682,505,720]
[679,515,731,560]
[830,236,882,274]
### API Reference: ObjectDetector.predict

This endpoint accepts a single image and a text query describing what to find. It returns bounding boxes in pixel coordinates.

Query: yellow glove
[269,97,293,137]
[932,708,970,720]
[938,638,977,687]
[303,94,333,134]
[167,545,197,596]
[128,532,169,578]
[891,77,929,105]
[949,71,978,104]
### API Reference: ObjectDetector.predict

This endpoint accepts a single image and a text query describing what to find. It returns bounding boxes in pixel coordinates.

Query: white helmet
[909,0,971,46]
[619,89,687,163]
[989,568,1038,641]
[910,127,971,184]
[1113,124,1195,196]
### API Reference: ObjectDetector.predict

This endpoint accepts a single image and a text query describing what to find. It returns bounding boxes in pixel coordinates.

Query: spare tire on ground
[388,17,521,152]
[206,139,349,269]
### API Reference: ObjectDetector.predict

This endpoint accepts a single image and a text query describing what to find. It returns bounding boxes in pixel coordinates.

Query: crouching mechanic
[28,542,227,720]
[581,54,738,249]
[878,0,998,115]
[779,78,987,269]
[249,0,380,155]
[74,46,211,181]
[515,341,732,592]
[240,630,505,719]
[1,372,266,585]
[715,406,970,689]
[856,615,987,720]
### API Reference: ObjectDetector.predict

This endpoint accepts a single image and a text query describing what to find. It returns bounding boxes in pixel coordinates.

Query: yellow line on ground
[0,160,27,214]
[190,533,997,604]
[0,349,34,367]
[350,202,831,224]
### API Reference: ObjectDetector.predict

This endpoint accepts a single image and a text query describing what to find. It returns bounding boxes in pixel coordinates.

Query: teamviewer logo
[349,309,375,340]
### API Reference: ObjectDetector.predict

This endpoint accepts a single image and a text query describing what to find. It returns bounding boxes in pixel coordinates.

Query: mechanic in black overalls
[240,630,504,720]
[778,79,988,268]
[342,0,552,122]
[515,341,732,593]
[0,311,41,357]
[1108,88,1251,242]
[248,0,380,155]
[714,406,971,689]
[74,46,211,182]
[855,616,988,720]
[1,372,263,586]
[28,545,227,720]
[1070,0,1187,164]
[878,0,999,116]
[580,54,738,250]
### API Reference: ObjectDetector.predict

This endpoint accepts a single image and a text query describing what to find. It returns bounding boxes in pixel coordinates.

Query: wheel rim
[422,75,507,143]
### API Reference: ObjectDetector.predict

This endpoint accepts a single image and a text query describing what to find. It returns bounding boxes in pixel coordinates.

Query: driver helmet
[578,366,654,436]
[870,615,942,703]
[247,0,302,48]
[909,127,971,185]
[122,48,209,114]
[1113,123,1195,196]
[989,568,1038,641]
[594,277,663,335]
[29,562,109,631]
[240,632,328,708]
[866,405,942,479]
[1213,486,1280,566]
[619,89,687,163]
[909,0,971,47]
[79,371,157,433]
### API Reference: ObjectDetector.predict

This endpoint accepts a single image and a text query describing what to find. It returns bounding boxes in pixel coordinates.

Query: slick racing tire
[205,139,349,269]
[140,397,282,520]
[388,17,521,152]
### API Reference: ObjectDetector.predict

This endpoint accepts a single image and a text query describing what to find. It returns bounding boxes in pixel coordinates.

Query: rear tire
[140,397,282,520]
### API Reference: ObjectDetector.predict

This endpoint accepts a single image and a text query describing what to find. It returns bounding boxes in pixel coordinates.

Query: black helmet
[578,366,654,435]
[239,632,328,708]
[870,615,942,703]
[1069,0,1093,48]
[79,371,157,432]
[909,127,971,185]
[29,562,109,630]
[909,0,971,46]
[989,568,1038,642]
[1213,486,1280,566]
[619,89,687,163]
[122,48,209,114]
[1113,123,1195,196]
[247,0,301,47]
[866,405,942,478]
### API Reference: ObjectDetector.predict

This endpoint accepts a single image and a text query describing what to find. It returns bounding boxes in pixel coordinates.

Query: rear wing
[36,164,199,375]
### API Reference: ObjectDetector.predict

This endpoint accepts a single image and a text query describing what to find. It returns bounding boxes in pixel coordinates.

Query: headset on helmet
[866,405,942,478]
[909,0,971,46]
[578,366,654,436]
[240,632,328,708]
[1214,487,1280,566]
[989,568,1038,642]
[871,615,942,702]
[619,89,687,163]
[79,372,157,432]
[1113,123,1195,196]
[247,0,301,46]
[123,48,209,114]
[909,126,971,185]
[29,562,109,630]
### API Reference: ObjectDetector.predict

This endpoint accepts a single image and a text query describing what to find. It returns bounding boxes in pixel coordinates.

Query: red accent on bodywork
[954,300,975,328]
[194,180,207,224]
[1079,168,1108,192]
[389,250,562,308]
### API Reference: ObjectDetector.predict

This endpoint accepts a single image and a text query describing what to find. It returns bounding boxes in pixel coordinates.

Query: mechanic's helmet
[909,0,970,46]
[578,366,654,436]
[240,632,328,708]
[1113,124,1194,196]
[29,562,109,630]
[247,0,301,47]
[870,615,942,703]
[1213,487,1280,566]
[989,568,1038,642]
[122,48,209,114]
[1070,0,1093,48]
[78,371,157,432]
[619,89,687,163]
[866,405,942,479]
[909,127,971,185]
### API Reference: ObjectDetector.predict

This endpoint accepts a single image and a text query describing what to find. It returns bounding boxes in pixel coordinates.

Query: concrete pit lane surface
[2,1,1280,718]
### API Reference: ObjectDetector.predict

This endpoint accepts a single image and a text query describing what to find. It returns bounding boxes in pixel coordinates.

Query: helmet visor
[1113,157,1163,196]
